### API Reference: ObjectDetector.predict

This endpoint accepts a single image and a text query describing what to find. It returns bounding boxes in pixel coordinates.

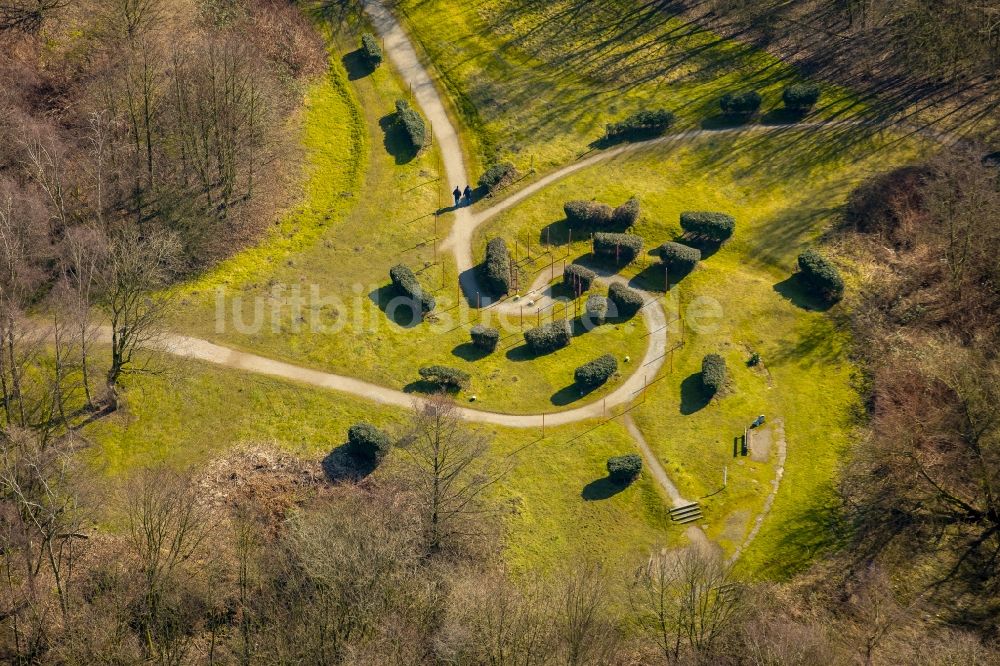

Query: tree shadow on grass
[582,475,628,501]
[505,343,537,362]
[550,381,599,407]
[322,443,377,483]
[680,373,712,415]
[700,114,753,130]
[403,380,460,395]
[368,286,422,328]
[342,49,375,80]
[539,219,572,247]
[761,107,808,125]
[451,342,490,362]
[379,113,418,165]
[772,276,834,312]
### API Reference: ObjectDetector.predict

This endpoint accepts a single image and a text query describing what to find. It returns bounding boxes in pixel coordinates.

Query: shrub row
[395,99,427,150]
[607,454,642,485]
[658,241,701,271]
[608,282,643,318]
[389,264,435,312]
[418,365,470,390]
[783,83,820,112]
[478,162,518,193]
[720,90,761,121]
[564,197,640,228]
[361,32,382,68]
[585,294,608,324]
[470,324,499,352]
[574,353,617,388]
[701,353,726,394]
[593,232,643,263]
[604,109,675,140]
[347,422,391,462]
[563,263,597,293]
[797,249,844,303]
[679,211,735,242]
[524,319,571,355]
[482,237,512,296]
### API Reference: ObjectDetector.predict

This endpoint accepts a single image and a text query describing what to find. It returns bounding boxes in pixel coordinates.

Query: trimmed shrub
[607,454,642,485]
[574,353,618,388]
[563,263,597,293]
[593,232,643,263]
[701,353,726,394]
[481,237,512,296]
[658,241,701,272]
[524,319,571,355]
[418,365,470,391]
[564,199,614,227]
[679,211,735,242]
[389,264,435,312]
[347,422,391,462]
[783,83,820,113]
[604,109,675,140]
[470,324,499,352]
[585,294,608,324]
[608,282,644,319]
[479,162,518,193]
[720,90,761,121]
[797,249,845,303]
[361,32,382,68]
[395,99,427,150]
[611,196,640,227]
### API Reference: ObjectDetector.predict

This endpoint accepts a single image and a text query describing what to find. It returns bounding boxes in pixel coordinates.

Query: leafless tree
[556,562,619,666]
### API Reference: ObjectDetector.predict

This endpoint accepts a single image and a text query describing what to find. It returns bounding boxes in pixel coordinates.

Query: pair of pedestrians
[452,185,473,206]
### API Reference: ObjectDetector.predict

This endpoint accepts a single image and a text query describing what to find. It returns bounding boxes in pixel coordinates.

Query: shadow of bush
[581,475,628,500]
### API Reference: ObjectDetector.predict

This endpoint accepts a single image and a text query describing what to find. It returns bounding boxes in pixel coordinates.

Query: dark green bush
[607,454,642,484]
[479,162,518,193]
[593,232,643,263]
[347,422,391,462]
[584,294,608,324]
[564,199,614,226]
[783,83,820,113]
[574,353,618,388]
[395,99,427,150]
[563,263,597,293]
[797,249,845,303]
[361,33,382,68]
[418,365,470,391]
[389,264,435,312]
[720,90,761,121]
[608,282,644,319]
[612,197,640,227]
[470,324,499,352]
[701,353,726,394]
[604,109,675,140]
[524,319,572,354]
[658,241,701,271]
[481,237,511,296]
[679,211,735,242]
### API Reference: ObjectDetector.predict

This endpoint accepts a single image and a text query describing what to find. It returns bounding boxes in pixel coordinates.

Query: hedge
[563,263,597,294]
[612,197,640,227]
[524,319,571,354]
[720,90,761,121]
[679,211,735,242]
[797,249,845,303]
[593,232,643,263]
[361,33,382,68]
[395,99,427,150]
[347,422,391,462]
[470,324,499,352]
[482,237,512,296]
[604,109,675,140]
[574,353,618,388]
[564,199,614,227]
[658,241,701,271]
[479,162,518,193]
[701,353,726,394]
[608,282,644,319]
[418,365,470,391]
[389,264,435,312]
[607,454,642,484]
[783,83,820,113]
[585,294,608,324]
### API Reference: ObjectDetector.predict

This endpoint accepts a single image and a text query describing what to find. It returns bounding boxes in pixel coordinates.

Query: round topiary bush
[479,162,518,194]
[395,99,427,149]
[720,90,762,121]
[574,353,618,388]
[481,237,512,296]
[389,264,435,312]
[658,241,701,272]
[418,365,470,391]
[593,232,643,264]
[563,263,597,294]
[608,282,644,319]
[524,319,572,355]
[679,211,735,242]
[611,196,640,227]
[361,33,382,68]
[797,249,845,303]
[783,83,820,113]
[584,294,608,325]
[607,454,642,485]
[604,109,675,141]
[347,422,391,462]
[701,353,726,395]
[470,324,499,352]
[564,199,614,227]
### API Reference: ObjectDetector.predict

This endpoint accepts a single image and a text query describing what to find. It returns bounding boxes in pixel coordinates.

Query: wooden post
[568,228,572,245]
[723,466,728,487]
[665,264,669,291]
[547,226,551,246]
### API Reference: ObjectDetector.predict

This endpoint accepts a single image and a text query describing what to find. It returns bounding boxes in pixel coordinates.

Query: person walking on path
[453,186,462,206]
[463,185,473,204]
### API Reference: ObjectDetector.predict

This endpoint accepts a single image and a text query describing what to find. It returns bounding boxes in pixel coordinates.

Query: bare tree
[556,562,619,666]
